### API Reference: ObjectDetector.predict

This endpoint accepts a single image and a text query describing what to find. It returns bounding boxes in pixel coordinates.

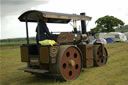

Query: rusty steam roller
[18,10,109,81]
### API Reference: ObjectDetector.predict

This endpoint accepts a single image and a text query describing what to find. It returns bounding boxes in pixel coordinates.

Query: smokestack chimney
[80,13,86,34]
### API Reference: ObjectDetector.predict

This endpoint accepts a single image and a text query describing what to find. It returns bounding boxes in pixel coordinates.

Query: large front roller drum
[94,46,108,67]
[49,45,82,80]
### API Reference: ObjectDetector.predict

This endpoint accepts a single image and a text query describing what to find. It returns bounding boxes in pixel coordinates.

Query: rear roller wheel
[94,47,108,66]
[59,46,82,80]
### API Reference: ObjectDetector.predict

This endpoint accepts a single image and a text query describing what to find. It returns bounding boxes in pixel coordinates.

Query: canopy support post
[36,20,40,55]
[25,20,29,45]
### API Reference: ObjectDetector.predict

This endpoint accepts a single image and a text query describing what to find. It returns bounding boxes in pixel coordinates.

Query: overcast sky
[1,0,128,39]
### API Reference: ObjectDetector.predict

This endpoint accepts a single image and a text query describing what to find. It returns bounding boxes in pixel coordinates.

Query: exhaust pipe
[80,13,87,34]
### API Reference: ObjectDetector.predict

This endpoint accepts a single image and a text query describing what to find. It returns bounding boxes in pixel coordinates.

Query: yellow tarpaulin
[39,40,57,46]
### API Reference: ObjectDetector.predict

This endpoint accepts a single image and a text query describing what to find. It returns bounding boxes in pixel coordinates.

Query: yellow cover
[39,40,57,46]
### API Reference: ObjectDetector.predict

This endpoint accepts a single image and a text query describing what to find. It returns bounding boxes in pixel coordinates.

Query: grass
[0,42,128,85]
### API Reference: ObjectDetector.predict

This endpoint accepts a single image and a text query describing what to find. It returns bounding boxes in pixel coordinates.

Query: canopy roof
[18,10,92,23]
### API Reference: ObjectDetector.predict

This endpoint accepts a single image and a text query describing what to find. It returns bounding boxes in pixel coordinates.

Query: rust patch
[21,46,28,62]
[40,47,49,63]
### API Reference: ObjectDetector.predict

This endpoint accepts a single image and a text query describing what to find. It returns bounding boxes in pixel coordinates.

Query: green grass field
[0,42,128,85]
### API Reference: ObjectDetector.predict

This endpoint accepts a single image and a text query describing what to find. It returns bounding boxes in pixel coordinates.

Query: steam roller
[18,10,109,81]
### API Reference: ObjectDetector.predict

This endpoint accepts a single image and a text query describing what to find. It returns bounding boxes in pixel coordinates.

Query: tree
[115,25,128,32]
[91,25,104,32]
[91,15,125,32]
